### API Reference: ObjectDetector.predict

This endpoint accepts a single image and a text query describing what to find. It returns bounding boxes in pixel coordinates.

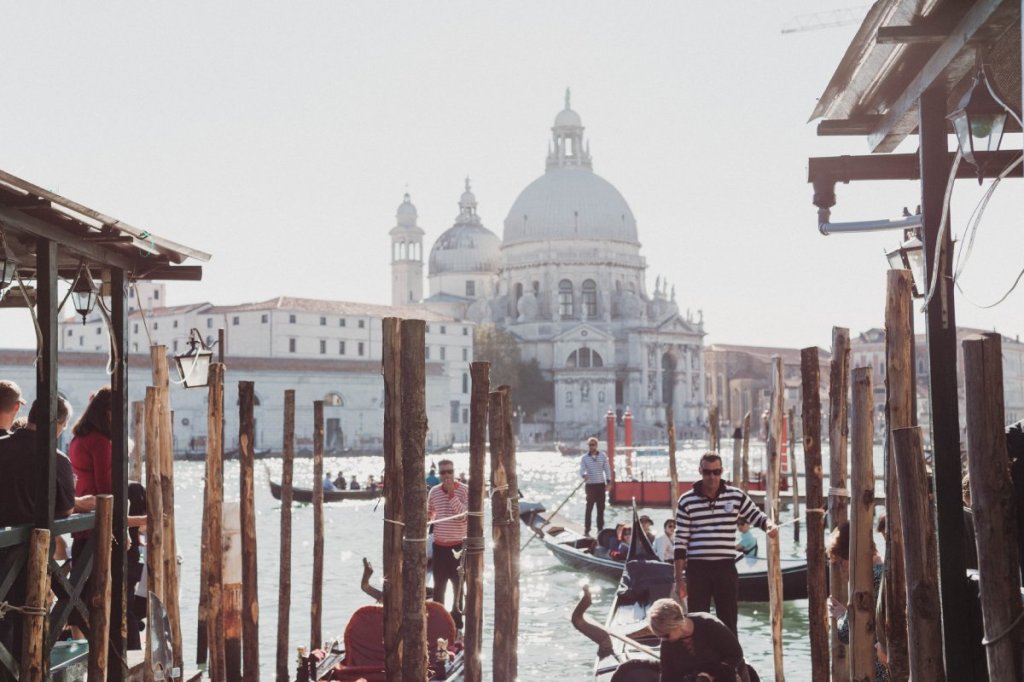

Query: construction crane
[780,5,868,34]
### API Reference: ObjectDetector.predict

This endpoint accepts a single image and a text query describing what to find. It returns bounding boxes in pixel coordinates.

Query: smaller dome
[428,223,501,276]
[554,107,582,129]
[396,192,418,227]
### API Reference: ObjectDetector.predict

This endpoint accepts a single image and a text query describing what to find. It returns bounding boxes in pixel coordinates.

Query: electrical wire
[920,149,962,311]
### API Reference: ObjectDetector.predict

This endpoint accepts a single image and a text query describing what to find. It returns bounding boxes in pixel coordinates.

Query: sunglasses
[701,468,723,476]
[439,469,455,475]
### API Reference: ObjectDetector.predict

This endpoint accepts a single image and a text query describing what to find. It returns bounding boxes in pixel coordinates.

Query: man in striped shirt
[579,437,613,536]
[673,452,776,634]
[427,458,468,609]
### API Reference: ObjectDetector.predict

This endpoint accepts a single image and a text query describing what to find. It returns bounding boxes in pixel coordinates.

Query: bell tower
[389,192,424,305]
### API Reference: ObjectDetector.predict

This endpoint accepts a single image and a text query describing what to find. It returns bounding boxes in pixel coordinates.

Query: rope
[772,508,827,529]
[981,608,1024,646]
[0,601,49,620]
[920,149,961,310]
[828,487,850,498]
[134,283,154,348]
[14,272,43,367]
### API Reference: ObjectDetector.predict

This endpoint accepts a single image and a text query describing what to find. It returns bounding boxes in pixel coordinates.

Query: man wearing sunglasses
[673,452,776,635]
[427,458,468,612]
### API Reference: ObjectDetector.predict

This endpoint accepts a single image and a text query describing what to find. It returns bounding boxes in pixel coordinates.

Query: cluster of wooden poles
[752,270,1022,681]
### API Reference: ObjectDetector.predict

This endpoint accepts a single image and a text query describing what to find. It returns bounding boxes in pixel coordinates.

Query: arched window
[558,280,574,319]
[324,392,344,407]
[566,348,604,368]
[582,280,597,317]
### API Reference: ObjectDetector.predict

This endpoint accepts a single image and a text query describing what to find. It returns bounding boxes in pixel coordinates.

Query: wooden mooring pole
[382,318,404,681]
[963,333,1023,680]
[828,326,850,681]
[19,528,49,682]
[463,362,489,682]
[490,385,520,681]
[667,406,678,507]
[849,367,875,682]
[311,400,325,650]
[788,406,800,544]
[224,501,243,682]
[239,381,260,681]
[88,495,113,682]
[766,357,785,682]
[202,363,227,681]
[731,427,741,492]
[130,400,144,483]
[800,348,828,681]
[884,269,913,680]
[276,390,296,682]
[892,427,945,681]
[144,385,165,682]
[708,403,719,452]
[151,346,183,674]
[741,411,751,493]
[400,319,427,682]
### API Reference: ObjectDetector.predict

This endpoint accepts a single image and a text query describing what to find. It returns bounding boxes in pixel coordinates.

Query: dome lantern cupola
[547,88,592,171]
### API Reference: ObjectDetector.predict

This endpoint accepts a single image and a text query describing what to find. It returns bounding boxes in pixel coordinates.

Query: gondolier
[674,452,777,634]
[579,437,612,536]
[427,458,467,609]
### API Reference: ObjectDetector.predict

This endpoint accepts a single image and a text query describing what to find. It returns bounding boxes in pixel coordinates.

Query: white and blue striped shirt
[673,482,767,561]
[579,451,611,484]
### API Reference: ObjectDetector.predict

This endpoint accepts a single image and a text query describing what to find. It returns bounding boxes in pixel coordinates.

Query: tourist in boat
[611,525,632,559]
[653,518,675,561]
[647,598,751,682]
[639,514,656,542]
[427,458,467,611]
[349,475,361,490]
[457,471,468,484]
[674,452,777,634]
[827,519,888,682]
[334,471,347,489]
[425,465,440,487]
[736,519,757,557]
[366,474,378,491]
[579,436,612,537]
[323,472,337,492]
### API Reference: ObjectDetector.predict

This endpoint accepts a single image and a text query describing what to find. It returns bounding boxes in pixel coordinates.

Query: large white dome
[502,167,638,245]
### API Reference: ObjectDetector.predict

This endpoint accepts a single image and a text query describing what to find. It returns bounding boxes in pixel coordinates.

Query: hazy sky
[1,2,1021,351]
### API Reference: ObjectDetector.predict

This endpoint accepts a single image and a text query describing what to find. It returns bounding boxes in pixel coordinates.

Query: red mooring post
[606,410,616,484]
[624,408,633,480]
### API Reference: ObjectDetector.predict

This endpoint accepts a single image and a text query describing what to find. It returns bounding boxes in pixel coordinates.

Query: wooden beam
[808,149,1022,184]
[109,265,129,682]
[0,206,137,270]
[34,238,57,533]
[867,0,1017,152]
[876,25,950,44]
[816,116,882,136]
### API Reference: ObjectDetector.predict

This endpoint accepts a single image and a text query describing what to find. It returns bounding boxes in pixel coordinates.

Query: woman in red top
[69,386,113,498]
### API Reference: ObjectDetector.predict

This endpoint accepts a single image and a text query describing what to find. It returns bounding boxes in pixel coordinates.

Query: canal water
[170,447,876,680]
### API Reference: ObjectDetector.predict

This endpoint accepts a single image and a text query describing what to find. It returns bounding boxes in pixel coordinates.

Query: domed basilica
[389,92,706,440]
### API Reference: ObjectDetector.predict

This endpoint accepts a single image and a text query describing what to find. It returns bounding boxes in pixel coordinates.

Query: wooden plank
[144,386,164,682]
[849,367,875,681]
[766,357,785,682]
[381,318,404,682]
[828,326,850,681]
[33,238,57,533]
[88,495,113,681]
[20,529,50,682]
[808,150,1023,184]
[0,206,139,271]
[800,348,828,682]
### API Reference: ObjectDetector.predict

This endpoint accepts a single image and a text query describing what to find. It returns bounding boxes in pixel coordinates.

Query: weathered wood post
[731,427,741,490]
[800,348,828,681]
[276,390,296,682]
[463,361,490,682]
[666,406,678,507]
[828,326,850,681]
[382,318,404,681]
[708,403,719,452]
[202,363,227,681]
[19,528,49,682]
[400,319,427,682]
[849,367,875,681]
[788,406,801,543]
[130,400,145,482]
[963,333,1023,680]
[490,385,520,681]
[741,411,751,493]
[238,381,260,681]
[151,345,183,674]
[88,495,113,681]
[766,357,785,682]
[884,269,914,680]
[223,501,243,682]
[311,399,325,650]
[144,385,165,682]
[892,427,945,681]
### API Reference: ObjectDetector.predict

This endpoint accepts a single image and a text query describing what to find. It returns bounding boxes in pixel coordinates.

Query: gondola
[296,559,464,681]
[268,479,382,503]
[572,509,762,681]
[519,501,809,601]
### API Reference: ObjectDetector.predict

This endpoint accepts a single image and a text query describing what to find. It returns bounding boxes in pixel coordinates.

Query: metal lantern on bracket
[174,328,214,388]
[947,68,1010,182]
[886,228,926,298]
[70,271,99,323]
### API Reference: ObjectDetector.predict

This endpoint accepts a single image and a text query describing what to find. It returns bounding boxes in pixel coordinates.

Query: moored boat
[519,501,808,601]
[268,479,382,503]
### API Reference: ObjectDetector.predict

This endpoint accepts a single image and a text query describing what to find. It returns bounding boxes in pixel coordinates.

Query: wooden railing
[0,513,96,679]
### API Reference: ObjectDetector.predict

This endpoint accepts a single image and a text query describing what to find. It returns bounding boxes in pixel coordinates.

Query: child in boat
[654,518,676,561]
[736,519,757,556]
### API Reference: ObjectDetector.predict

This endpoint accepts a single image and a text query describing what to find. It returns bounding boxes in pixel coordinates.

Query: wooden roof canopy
[0,168,209,294]
[809,0,1021,187]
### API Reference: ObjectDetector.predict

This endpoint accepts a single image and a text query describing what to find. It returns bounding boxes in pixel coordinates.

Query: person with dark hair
[579,437,612,536]
[0,379,26,434]
[674,452,775,634]
[69,386,114,499]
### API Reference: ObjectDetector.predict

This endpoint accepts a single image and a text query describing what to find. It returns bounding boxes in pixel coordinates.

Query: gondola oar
[571,584,660,659]
[520,477,587,551]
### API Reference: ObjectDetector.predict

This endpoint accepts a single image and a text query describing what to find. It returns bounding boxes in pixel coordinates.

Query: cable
[920,149,962,311]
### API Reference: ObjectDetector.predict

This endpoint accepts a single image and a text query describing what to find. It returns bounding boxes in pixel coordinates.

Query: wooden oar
[571,584,660,660]
[520,477,587,551]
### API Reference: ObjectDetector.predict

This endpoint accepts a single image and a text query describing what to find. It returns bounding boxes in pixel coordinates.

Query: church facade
[394,93,706,441]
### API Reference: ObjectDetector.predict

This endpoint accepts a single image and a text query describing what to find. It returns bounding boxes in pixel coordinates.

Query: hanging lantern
[174,328,213,388]
[947,68,1009,182]
[886,229,926,298]
[70,271,98,323]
